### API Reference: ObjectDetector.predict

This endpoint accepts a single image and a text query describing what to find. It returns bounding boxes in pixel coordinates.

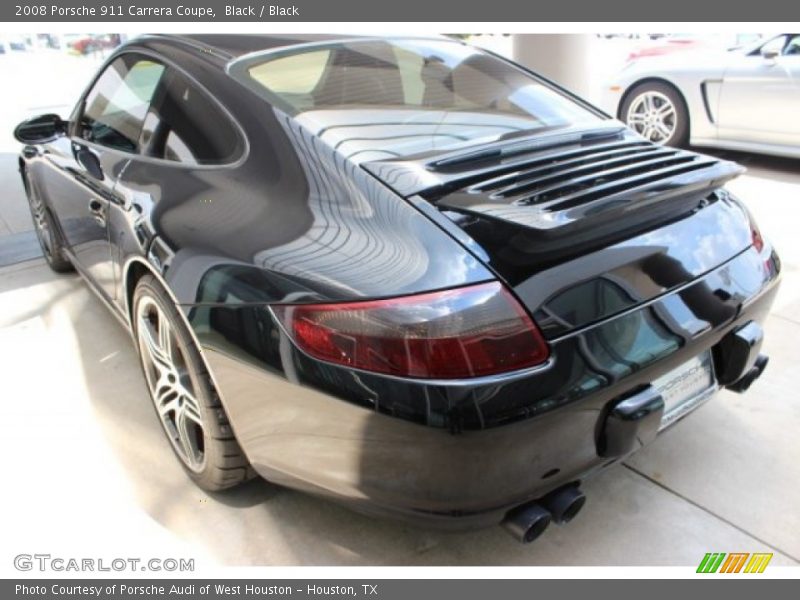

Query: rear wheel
[621,82,689,147]
[23,171,73,273]
[132,275,254,491]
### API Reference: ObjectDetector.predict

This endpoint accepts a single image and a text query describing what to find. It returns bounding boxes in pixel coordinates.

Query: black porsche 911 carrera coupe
[14,34,780,543]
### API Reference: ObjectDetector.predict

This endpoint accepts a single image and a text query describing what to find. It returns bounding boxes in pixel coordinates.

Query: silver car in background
[603,34,800,158]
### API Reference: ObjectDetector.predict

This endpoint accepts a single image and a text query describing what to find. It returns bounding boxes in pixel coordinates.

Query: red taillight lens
[751,224,764,253]
[272,282,549,379]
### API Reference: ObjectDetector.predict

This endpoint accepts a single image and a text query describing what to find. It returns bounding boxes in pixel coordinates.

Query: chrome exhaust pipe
[540,485,586,524]
[502,503,551,544]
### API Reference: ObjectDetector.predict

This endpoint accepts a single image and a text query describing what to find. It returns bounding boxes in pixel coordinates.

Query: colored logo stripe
[719,553,749,573]
[744,553,773,573]
[697,552,773,573]
[697,553,726,573]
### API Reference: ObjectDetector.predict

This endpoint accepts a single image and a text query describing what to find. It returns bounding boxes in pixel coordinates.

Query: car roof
[178,34,362,58]
[136,33,451,64]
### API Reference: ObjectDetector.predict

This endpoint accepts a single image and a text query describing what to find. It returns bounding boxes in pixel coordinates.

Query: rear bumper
[196,245,780,530]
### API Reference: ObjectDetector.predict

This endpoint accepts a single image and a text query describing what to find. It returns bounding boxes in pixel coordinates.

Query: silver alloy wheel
[626,91,678,144]
[136,296,206,472]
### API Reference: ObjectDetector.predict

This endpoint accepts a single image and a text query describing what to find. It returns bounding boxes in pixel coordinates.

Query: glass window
[249,49,331,94]
[758,35,787,56]
[139,68,241,165]
[80,55,165,152]
[234,39,601,161]
[784,35,800,56]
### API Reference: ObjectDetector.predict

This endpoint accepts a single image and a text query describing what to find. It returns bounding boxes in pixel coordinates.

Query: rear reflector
[271,282,549,379]
[751,223,764,253]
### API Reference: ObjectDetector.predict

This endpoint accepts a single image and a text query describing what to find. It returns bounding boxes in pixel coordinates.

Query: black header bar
[3,0,798,22]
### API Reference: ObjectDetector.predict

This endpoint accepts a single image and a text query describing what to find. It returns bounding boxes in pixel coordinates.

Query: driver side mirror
[13,114,67,145]
[761,47,780,61]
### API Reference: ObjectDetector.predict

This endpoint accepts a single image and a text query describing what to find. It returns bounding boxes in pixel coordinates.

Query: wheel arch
[123,257,153,327]
[18,156,33,195]
[121,255,192,337]
[121,254,248,453]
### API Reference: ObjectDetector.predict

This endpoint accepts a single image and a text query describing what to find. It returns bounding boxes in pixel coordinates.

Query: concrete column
[512,34,593,99]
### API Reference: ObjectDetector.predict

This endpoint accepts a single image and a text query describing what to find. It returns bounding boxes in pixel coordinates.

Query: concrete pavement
[0,154,32,236]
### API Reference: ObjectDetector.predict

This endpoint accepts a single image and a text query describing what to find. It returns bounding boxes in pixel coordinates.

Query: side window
[758,35,786,57]
[784,35,800,56]
[80,55,165,152]
[139,68,241,165]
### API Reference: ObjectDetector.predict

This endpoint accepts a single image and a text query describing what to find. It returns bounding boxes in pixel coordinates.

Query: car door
[717,34,800,147]
[39,53,165,301]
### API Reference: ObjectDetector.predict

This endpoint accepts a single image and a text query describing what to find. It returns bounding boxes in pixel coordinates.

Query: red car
[69,34,120,55]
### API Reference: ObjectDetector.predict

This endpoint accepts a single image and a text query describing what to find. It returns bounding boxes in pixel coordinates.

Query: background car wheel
[133,275,255,491]
[621,82,689,147]
[23,171,73,273]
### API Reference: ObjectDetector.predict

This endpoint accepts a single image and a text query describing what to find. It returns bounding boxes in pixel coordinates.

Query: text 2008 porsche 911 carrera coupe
[14,34,780,543]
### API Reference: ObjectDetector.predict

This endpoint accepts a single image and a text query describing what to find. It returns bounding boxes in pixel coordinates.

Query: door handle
[88,199,106,227]
[74,144,104,180]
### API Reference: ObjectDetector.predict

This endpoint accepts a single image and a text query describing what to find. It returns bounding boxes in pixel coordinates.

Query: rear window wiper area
[427,126,628,172]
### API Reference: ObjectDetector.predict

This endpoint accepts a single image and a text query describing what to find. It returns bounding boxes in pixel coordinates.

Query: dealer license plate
[653,351,716,430]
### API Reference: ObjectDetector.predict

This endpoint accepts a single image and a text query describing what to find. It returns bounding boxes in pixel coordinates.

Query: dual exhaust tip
[502,485,586,544]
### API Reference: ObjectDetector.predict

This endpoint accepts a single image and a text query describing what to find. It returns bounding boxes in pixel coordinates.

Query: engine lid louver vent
[427,134,744,236]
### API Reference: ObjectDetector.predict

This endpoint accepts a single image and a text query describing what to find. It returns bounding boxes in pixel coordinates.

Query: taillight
[751,223,764,253]
[271,281,549,379]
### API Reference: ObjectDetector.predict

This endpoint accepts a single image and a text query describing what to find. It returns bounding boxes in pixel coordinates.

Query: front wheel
[621,82,689,147]
[23,171,73,273]
[132,275,254,491]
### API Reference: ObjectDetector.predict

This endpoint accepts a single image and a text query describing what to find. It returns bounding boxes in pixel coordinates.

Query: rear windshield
[231,38,602,161]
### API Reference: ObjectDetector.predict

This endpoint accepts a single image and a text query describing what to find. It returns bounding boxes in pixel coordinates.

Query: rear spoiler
[365,130,743,251]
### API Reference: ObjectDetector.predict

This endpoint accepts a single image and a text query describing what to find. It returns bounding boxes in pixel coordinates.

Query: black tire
[132,274,255,491]
[22,169,73,273]
[620,81,689,147]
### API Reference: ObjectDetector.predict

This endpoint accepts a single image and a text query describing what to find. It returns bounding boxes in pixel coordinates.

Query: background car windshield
[237,38,602,161]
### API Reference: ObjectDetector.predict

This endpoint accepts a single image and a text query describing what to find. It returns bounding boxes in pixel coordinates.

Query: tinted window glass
[140,69,241,165]
[249,49,331,94]
[784,35,800,55]
[80,55,165,152]
[236,39,600,161]
[759,36,786,56]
